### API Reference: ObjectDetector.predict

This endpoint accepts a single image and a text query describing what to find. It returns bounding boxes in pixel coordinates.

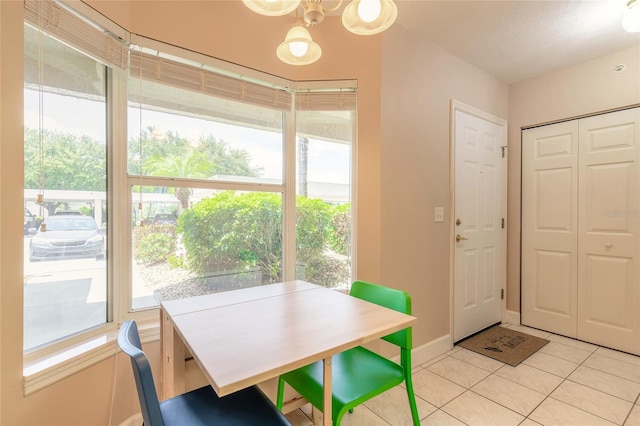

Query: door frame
[449,99,508,343]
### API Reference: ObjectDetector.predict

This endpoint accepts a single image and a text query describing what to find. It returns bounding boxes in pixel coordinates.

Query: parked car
[53,209,83,215]
[24,208,36,235]
[152,213,177,225]
[29,215,105,262]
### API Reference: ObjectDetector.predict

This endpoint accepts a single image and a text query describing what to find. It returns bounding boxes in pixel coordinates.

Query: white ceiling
[394,0,640,84]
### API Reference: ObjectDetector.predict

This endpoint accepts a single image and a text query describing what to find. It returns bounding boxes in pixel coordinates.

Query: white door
[577,109,640,354]
[521,121,579,337]
[453,108,506,341]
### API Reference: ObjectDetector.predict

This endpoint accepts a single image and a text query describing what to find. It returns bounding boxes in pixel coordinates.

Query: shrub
[179,192,334,284]
[136,232,175,264]
[179,192,282,282]
[300,250,350,289]
[328,203,351,256]
[295,196,332,261]
[133,224,177,264]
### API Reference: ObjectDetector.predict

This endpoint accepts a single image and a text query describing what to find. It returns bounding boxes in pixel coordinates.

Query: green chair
[276,280,420,425]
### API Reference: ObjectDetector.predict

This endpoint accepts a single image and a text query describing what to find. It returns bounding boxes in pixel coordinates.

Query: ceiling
[394,0,640,84]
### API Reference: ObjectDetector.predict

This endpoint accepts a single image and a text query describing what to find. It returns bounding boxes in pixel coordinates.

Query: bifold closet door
[577,109,640,354]
[521,121,579,337]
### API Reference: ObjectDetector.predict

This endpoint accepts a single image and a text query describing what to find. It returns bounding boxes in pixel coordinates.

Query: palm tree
[145,150,209,210]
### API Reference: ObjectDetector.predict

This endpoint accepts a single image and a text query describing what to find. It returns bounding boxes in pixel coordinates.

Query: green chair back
[350,280,412,349]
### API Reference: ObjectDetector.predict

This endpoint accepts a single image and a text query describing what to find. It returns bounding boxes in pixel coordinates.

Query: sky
[24,89,351,184]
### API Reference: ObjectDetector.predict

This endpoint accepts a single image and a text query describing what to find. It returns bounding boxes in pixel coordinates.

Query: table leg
[160,308,185,399]
[323,356,332,426]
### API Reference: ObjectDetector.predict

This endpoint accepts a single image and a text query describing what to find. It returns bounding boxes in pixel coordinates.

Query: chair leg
[403,350,420,426]
[405,375,420,425]
[276,377,285,411]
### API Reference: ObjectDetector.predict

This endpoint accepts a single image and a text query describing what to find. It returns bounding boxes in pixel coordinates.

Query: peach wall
[507,45,640,313]
[380,26,509,344]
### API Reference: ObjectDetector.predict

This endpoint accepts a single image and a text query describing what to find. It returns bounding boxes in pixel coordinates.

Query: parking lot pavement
[23,235,107,350]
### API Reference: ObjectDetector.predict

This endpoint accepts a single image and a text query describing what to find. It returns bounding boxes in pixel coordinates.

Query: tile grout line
[525,340,635,425]
[452,331,635,425]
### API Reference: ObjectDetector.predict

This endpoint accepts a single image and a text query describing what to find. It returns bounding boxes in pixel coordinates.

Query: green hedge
[178,191,349,286]
[133,224,177,264]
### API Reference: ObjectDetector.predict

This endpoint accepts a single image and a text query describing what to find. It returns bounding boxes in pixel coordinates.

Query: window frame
[22,3,357,395]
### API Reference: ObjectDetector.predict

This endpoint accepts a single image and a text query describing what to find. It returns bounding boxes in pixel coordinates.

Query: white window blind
[295,91,357,111]
[130,51,292,112]
[24,0,128,70]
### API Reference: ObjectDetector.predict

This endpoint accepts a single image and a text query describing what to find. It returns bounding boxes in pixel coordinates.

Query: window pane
[128,77,283,184]
[23,25,107,351]
[295,110,353,290]
[132,187,283,310]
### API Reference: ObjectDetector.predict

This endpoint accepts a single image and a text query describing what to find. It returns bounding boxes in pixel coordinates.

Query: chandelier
[242,0,398,65]
[623,0,640,33]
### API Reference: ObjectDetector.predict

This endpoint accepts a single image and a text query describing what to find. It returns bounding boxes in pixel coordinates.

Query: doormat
[457,325,549,367]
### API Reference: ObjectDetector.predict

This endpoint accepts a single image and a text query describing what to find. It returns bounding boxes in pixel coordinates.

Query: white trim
[59,0,128,42]
[386,334,452,369]
[449,99,508,344]
[129,34,292,90]
[504,310,521,326]
[291,80,358,91]
[411,334,453,367]
[350,108,358,284]
[118,413,143,426]
[24,321,159,396]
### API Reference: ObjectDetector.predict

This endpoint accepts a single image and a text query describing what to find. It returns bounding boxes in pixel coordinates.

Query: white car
[29,215,105,262]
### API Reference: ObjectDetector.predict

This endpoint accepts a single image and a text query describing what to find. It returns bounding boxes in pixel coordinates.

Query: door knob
[605,242,613,249]
[456,234,469,243]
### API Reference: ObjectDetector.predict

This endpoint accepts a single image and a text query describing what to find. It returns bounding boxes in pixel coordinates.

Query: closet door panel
[578,109,640,354]
[522,121,579,336]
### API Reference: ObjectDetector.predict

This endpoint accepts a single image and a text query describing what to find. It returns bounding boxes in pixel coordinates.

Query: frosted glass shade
[242,0,301,16]
[277,23,322,65]
[623,0,640,33]
[342,0,397,35]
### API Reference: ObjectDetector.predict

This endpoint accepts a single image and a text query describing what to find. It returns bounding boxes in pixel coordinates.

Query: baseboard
[504,310,520,326]
[412,333,452,366]
[118,413,142,426]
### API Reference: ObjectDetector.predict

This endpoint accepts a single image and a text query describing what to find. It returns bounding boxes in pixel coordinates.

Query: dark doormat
[457,325,549,367]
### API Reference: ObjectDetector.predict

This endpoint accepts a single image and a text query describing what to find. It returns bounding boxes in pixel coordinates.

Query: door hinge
[501,146,507,158]
[501,289,504,300]
[501,218,505,229]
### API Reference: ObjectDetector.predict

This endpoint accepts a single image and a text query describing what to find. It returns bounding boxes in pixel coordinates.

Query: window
[21,0,355,390]
[127,48,356,309]
[295,98,355,291]
[23,22,109,351]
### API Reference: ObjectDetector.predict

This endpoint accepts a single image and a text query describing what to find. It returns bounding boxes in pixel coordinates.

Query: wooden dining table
[160,280,417,426]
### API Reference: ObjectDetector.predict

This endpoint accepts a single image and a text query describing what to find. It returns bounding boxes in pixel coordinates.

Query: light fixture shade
[342,0,397,35]
[277,23,322,65]
[242,0,301,16]
[623,0,640,33]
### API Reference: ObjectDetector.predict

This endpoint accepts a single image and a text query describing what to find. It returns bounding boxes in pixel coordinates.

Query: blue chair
[118,320,290,426]
[276,280,420,425]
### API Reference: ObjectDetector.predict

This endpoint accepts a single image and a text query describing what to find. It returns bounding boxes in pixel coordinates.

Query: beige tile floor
[284,323,640,426]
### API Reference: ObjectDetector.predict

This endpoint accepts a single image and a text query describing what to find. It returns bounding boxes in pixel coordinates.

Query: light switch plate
[435,207,444,222]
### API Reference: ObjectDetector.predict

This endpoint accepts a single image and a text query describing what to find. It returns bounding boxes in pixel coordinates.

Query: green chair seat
[277,280,420,425]
[281,346,405,416]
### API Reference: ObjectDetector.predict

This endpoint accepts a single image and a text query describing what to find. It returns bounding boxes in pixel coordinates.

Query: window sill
[23,319,159,396]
